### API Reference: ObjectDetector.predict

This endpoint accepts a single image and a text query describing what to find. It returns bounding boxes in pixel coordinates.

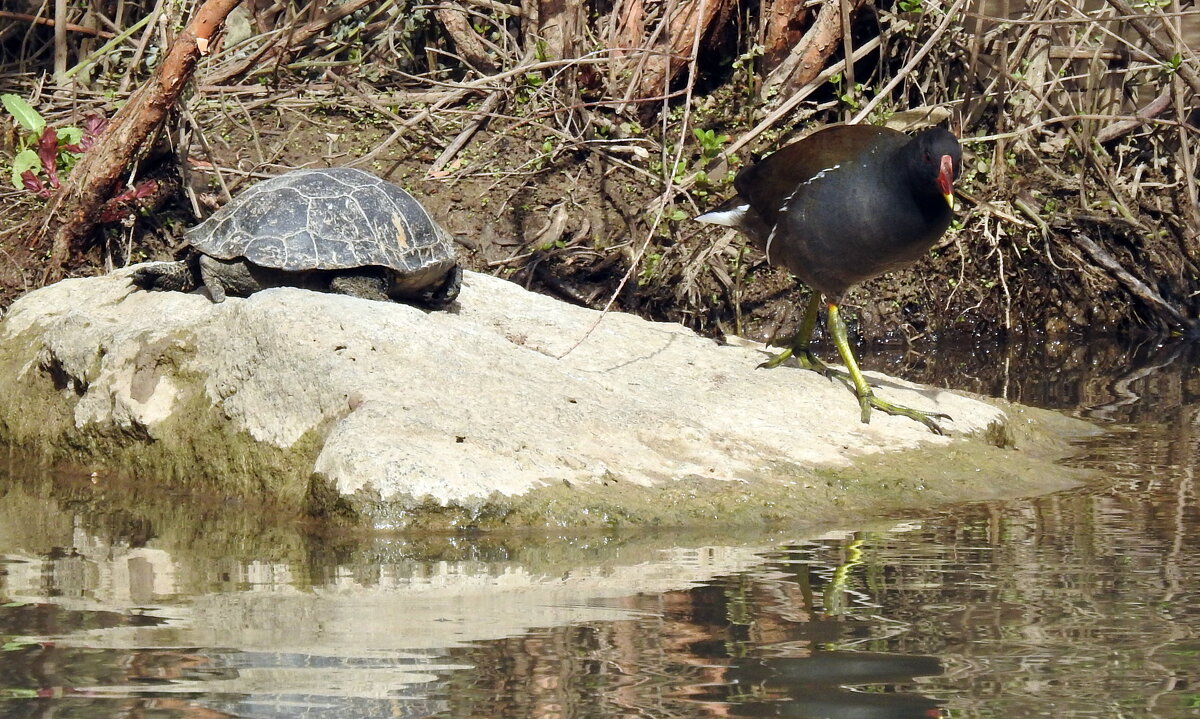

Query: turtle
[131,167,462,307]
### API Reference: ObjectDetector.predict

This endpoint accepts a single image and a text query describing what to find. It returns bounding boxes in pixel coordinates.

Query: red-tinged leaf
[20,170,41,193]
[132,179,159,199]
[82,114,108,140]
[36,128,56,165]
[20,170,51,198]
[66,115,110,153]
[100,179,162,223]
[36,127,60,185]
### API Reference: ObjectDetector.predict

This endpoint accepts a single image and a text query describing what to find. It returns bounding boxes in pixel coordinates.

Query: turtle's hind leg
[130,260,200,293]
[419,265,462,308]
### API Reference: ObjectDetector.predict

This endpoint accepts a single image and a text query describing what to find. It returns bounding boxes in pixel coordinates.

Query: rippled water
[1,338,1198,718]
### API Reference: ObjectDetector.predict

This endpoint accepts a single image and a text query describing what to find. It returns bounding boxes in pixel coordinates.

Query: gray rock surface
[0,268,1089,527]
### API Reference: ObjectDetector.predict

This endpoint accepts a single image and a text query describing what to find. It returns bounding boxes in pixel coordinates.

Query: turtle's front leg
[198,255,261,302]
[130,260,198,293]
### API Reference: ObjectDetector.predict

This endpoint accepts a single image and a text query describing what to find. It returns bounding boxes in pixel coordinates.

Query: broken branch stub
[39,0,244,282]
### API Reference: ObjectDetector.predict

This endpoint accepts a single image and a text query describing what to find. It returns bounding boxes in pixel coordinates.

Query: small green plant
[828,73,867,110]
[1,93,105,197]
[731,43,764,73]
[637,251,663,286]
[898,0,923,12]
[693,128,729,165]
[2,94,159,220]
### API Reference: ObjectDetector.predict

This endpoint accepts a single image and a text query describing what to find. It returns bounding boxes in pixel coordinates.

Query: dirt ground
[1,86,1194,353]
[0,114,1144,344]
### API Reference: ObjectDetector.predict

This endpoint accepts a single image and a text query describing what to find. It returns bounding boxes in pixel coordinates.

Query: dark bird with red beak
[696,124,962,434]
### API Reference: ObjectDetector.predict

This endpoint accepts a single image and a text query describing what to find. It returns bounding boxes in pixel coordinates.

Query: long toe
[757,347,794,369]
[795,352,851,383]
[860,393,950,435]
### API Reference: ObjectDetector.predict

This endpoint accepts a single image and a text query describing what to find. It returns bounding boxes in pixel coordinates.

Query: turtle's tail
[130,260,200,293]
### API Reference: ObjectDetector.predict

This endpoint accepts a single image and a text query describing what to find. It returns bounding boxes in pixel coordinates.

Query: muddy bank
[0,268,1097,530]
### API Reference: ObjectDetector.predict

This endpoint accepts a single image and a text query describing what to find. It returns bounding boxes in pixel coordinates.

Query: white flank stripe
[778,164,841,212]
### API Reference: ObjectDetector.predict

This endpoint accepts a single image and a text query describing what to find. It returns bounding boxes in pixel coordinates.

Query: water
[1,338,1198,719]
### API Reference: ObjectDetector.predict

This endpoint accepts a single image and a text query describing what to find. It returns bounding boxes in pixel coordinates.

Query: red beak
[937,154,956,209]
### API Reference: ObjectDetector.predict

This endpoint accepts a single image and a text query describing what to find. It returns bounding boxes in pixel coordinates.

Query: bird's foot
[857,392,950,435]
[758,348,850,382]
[757,346,795,370]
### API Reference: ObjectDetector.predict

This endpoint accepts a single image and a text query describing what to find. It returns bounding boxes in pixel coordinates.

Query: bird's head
[914,128,962,211]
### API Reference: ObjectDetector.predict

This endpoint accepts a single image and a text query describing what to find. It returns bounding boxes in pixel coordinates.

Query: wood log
[435,4,501,72]
[625,0,729,101]
[39,0,244,282]
[763,0,867,98]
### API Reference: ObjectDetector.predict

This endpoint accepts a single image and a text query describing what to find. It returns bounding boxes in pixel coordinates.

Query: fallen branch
[619,0,728,101]
[39,0,244,281]
[203,0,376,85]
[1096,89,1172,143]
[763,0,866,97]
[429,90,506,174]
[435,4,501,72]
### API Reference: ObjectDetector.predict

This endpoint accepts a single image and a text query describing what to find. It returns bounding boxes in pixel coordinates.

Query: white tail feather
[694,204,750,227]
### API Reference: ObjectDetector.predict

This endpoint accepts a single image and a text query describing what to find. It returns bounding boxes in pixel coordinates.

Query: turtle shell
[185,168,454,274]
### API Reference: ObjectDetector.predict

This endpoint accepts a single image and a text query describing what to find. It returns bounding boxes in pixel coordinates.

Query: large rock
[0,269,1092,528]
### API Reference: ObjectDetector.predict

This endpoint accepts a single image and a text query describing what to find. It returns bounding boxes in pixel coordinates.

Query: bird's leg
[826,303,950,435]
[759,294,844,379]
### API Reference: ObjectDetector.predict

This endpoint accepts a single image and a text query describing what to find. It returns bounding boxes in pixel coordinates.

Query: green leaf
[11,149,41,188]
[57,126,83,145]
[1,94,45,135]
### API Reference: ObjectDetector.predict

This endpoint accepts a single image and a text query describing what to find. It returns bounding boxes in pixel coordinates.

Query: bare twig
[557,0,710,358]
[0,10,117,39]
[849,0,970,124]
[1071,231,1192,330]
[429,90,505,173]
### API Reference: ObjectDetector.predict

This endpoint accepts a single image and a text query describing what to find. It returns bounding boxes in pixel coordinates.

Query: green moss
[0,327,328,513]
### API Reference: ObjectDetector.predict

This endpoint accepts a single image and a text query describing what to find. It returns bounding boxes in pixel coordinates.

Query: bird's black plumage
[697,124,963,433]
[701,124,961,300]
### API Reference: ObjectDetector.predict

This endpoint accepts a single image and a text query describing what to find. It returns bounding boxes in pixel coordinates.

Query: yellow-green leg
[758,294,843,378]
[826,303,950,435]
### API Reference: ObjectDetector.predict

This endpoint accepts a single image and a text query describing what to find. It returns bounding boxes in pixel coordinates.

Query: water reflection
[1,338,1198,719]
[860,335,1200,424]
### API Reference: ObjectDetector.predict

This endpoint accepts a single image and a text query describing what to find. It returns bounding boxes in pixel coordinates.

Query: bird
[696,124,962,434]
